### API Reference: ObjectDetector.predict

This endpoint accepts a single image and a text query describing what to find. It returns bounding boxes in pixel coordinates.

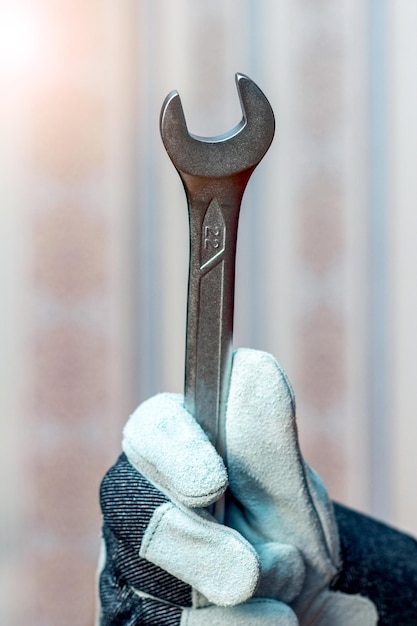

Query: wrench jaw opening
[160,73,275,179]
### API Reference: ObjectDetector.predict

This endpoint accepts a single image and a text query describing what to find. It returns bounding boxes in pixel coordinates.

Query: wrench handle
[184,194,239,460]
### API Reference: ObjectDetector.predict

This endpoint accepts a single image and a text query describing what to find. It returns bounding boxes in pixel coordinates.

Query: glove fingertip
[123,393,228,508]
[141,502,260,607]
[231,349,296,416]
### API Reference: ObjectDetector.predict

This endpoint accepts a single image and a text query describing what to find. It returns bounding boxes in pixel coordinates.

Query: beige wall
[389,0,417,535]
[1,1,417,623]
[0,2,137,624]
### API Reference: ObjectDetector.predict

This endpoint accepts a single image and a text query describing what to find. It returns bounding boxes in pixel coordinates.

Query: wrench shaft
[185,191,242,457]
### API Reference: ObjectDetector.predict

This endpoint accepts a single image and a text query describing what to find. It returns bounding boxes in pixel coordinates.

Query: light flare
[0,4,46,77]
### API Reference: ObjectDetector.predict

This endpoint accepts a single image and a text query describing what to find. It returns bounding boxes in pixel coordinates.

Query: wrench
[160,73,275,464]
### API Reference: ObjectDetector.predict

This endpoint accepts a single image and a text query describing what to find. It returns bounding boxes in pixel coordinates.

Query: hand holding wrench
[160,73,275,465]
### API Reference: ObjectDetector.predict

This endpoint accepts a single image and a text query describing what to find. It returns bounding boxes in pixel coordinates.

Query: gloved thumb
[225,349,339,574]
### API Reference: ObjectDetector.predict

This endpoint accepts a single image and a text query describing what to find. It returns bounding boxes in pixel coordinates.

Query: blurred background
[1,0,417,623]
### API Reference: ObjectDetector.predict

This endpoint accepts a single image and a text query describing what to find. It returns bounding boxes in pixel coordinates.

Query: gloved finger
[123,393,227,508]
[99,540,298,626]
[255,542,305,604]
[100,453,260,607]
[139,502,260,606]
[295,589,378,625]
[225,349,339,571]
[181,599,299,626]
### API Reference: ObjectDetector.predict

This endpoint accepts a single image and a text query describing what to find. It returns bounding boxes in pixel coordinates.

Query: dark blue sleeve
[331,503,417,625]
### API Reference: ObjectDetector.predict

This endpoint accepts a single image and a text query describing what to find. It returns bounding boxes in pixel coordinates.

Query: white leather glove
[99,348,378,625]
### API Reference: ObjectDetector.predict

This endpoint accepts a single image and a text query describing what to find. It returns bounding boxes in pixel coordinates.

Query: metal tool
[160,73,275,464]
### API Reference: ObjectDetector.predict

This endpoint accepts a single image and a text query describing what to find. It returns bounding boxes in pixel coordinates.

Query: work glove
[97,348,378,625]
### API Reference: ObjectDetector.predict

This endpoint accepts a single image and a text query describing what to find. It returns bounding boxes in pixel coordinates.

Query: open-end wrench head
[160,73,275,178]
